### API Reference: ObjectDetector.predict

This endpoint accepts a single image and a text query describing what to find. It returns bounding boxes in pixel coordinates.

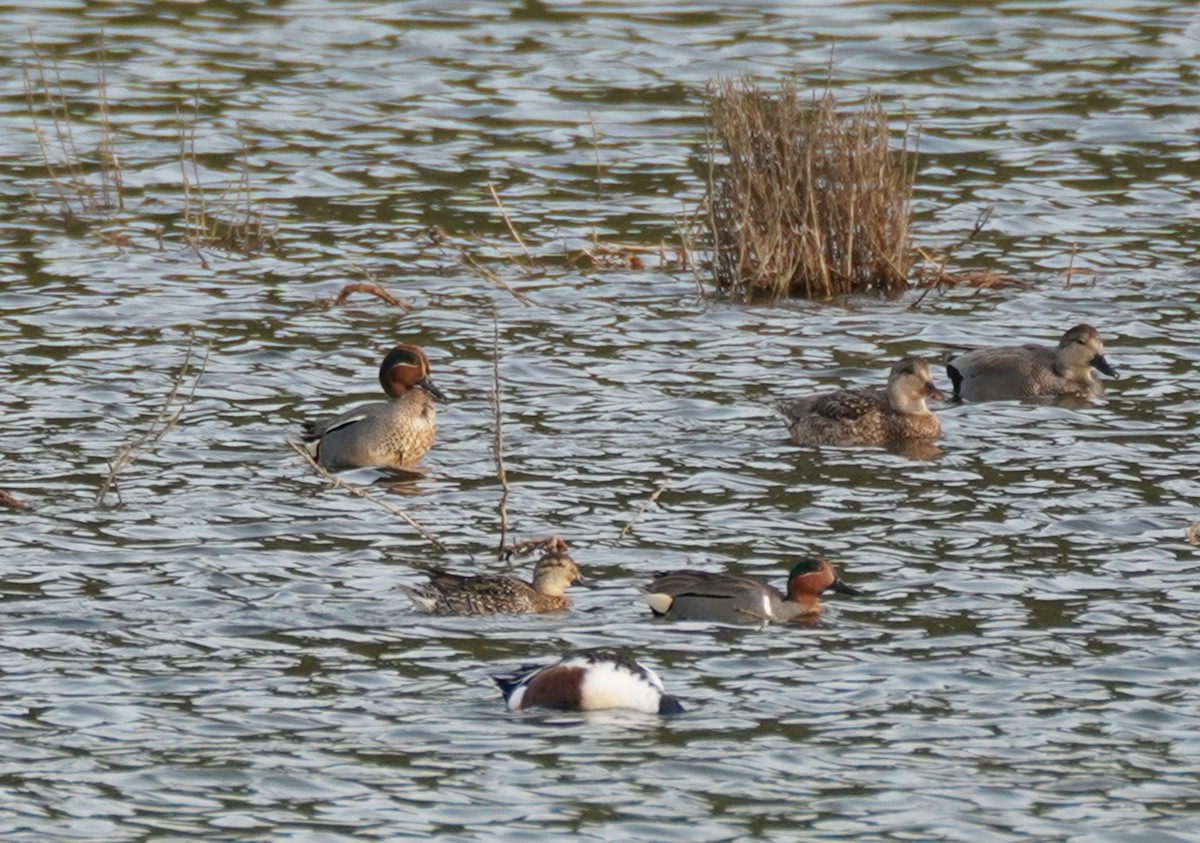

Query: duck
[492,651,685,714]
[946,324,1118,401]
[300,344,445,471]
[641,557,860,623]
[777,356,943,447]
[401,536,587,615]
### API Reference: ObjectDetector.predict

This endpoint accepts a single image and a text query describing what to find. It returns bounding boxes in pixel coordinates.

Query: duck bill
[575,574,600,590]
[830,578,862,597]
[923,381,946,401]
[417,376,448,401]
[1091,354,1118,378]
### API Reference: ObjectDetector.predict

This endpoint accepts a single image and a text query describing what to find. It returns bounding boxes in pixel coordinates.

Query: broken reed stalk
[588,111,603,197]
[491,313,511,557]
[23,34,123,215]
[176,98,210,268]
[330,281,410,309]
[96,336,209,505]
[909,204,993,308]
[456,250,534,305]
[487,181,533,263]
[176,100,276,261]
[618,478,671,540]
[94,31,123,211]
[705,78,917,300]
[287,440,448,553]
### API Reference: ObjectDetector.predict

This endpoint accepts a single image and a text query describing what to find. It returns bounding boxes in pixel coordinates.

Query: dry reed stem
[23,34,124,216]
[705,79,917,299]
[328,282,410,308]
[287,440,448,553]
[588,112,603,197]
[618,478,671,540]
[487,181,533,263]
[456,249,534,305]
[95,32,123,211]
[503,535,568,560]
[96,336,209,505]
[491,312,511,557]
[177,103,277,261]
[909,204,994,307]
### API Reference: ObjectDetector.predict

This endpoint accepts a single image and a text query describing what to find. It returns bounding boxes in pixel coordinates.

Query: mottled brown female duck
[301,344,445,471]
[778,356,944,447]
[402,537,587,615]
[947,324,1117,401]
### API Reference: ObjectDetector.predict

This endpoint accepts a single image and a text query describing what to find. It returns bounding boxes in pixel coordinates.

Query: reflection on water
[3,0,1200,840]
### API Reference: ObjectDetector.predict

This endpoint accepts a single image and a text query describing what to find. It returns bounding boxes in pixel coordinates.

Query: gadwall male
[401,537,586,615]
[300,344,445,471]
[778,356,943,447]
[946,324,1117,401]
[641,558,860,623]
[492,651,685,715]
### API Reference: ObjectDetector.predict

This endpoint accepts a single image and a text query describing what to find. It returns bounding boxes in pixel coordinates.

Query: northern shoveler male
[641,557,860,623]
[778,356,943,447]
[300,344,445,471]
[492,651,685,715]
[947,323,1117,401]
[401,536,587,615]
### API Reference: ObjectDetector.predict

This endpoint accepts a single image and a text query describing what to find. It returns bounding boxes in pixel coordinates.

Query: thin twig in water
[97,337,209,505]
[491,312,511,557]
[619,478,671,540]
[487,181,533,262]
[457,249,533,305]
[910,203,994,309]
[95,31,122,211]
[328,282,410,309]
[287,440,448,553]
[588,111,603,197]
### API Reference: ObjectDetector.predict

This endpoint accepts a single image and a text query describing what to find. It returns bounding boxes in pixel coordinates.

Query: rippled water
[3,1,1200,840]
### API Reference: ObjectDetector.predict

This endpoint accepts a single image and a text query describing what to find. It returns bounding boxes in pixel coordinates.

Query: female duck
[641,557,860,623]
[493,651,685,715]
[301,344,445,471]
[402,537,586,615]
[778,356,943,447]
[946,323,1117,401]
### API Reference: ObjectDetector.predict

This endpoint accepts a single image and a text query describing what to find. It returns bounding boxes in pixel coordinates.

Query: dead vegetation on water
[702,78,917,300]
[22,37,279,263]
[96,336,208,507]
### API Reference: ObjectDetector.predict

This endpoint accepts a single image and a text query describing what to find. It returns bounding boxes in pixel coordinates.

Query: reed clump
[704,78,917,300]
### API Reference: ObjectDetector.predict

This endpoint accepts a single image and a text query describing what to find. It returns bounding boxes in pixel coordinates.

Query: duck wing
[300,405,373,442]
[643,571,778,621]
[780,387,882,422]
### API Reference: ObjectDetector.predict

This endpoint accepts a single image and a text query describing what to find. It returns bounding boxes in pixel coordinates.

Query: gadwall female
[641,558,860,623]
[778,356,943,447]
[946,324,1117,401]
[401,537,586,615]
[301,344,445,471]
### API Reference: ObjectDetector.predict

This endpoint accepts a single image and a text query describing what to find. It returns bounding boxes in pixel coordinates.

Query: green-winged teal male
[301,344,445,471]
[947,324,1117,401]
[641,558,860,623]
[778,356,943,447]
